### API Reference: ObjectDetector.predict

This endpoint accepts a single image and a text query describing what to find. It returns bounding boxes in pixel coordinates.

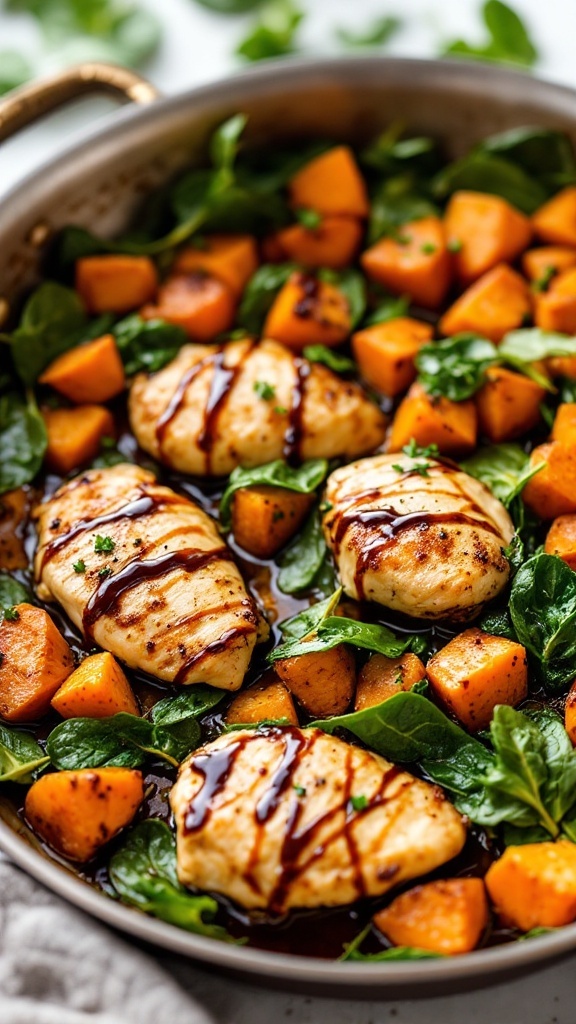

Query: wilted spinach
[0,723,49,783]
[0,392,47,496]
[0,574,31,617]
[509,553,576,691]
[368,176,439,245]
[416,334,498,400]
[277,506,329,594]
[8,282,88,387]
[237,263,296,334]
[113,315,188,376]
[219,458,328,529]
[302,345,356,374]
[461,444,543,508]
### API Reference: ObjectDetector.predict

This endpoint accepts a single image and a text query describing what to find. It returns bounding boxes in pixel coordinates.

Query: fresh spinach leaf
[277,507,327,594]
[235,0,303,62]
[151,685,225,725]
[109,819,236,940]
[0,722,49,783]
[362,294,410,327]
[336,16,401,49]
[432,153,546,215]
[237,263,296,335]
[0,574,31,615]
[368,176,438,244]
[0,392,47,496]
[499,329,576,374]
[461,444,544,508]
[270,616,415,662]
[361,126,442,179]
[0,50,32,94]
[9,282,87,387]
[344,944,442,962]
[302,345,356,374]
[509,553,576,691]
[416,334,498,401]
[193,0,264,9]
[220,458,328,529]
[319,268,366,328]
[279,588,342,640]
[113,315,188,376]
[479,607,518,641]
[478,128,576,192]
[442,0,537,69]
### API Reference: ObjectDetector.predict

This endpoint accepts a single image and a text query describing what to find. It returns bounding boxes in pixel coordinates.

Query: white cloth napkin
[0,856,214,1024]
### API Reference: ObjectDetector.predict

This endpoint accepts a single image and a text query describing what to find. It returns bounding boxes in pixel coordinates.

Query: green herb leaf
[219,458,328,529]
[0,722,49,784]
[368,177,439,245]
[509,553,576,691]
[416,334,498,401]
[192,0,264,10]
[0,574,31,615]
[319,268,366,328]
[109,819,236,940]
[236,0,303,62]
[432,153,546,215]
[113,315,187,376]
[94,535,115,553]
[277,507,328,594]
[303,345,356,374]
[270,614,415,662]
[9,282,87,387]
[237,263,296,335]
[0,392,47,496]
[361,294,411,328]
[253,380,276,400]
[442,0,537,69]
[499,329,576,372]
[336,16,401,49]
[295,208,323,230]
[73,560,86,574]
[461,443,544,508]
[344,944,442,962]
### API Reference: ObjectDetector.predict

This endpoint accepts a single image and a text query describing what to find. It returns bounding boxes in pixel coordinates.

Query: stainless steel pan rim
[1,54,576,994]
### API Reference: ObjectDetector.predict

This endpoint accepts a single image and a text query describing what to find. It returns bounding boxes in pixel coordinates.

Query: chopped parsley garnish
[350,794,368,812]
[94,535,115,553]
[403,440,440,459]
[532,265,557,293]
[73,559,86,574]
[98,566,112,579]
[253,380,276,401]
[294,784,307,797]
[3,606,19,621]
[274,405,288,415]
[296,207,323,230]
[420,242,437,255]
[447,238,463,253]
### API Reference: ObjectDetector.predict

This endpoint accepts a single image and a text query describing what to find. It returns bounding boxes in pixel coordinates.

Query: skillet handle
[0,62,159,144]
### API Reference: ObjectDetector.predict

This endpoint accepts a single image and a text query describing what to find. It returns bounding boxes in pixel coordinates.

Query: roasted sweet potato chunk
[361,217,452,309]
[551,403,576,448]
[439,264,531,344]
[565,679,576,745]
[0,487,30,571]
[522,245,576,284]
[263,271,351,350]
[25,767,144,862]
[51,651,140,719]
[267,216,363,270]
[354,653,426,711]
[42,405,115,476]
[76,255,157,314]
[231,485,314,559]
[225,677,298,726]
[388,382,477,455]
[445,190,532,284]
[426,628,528,731]
[0,604,74,721]
[545,515,576,570]
[289,146,369,218]
[475,366,545,442]
[532,187,576,247]
[352,317,434,398]
[275,645,356,717]
[374,878,489,955]
[142,272,236,341]
[39,334,126,404]
[485,842,576,931]
[173,235,259,296]
[522,442,576,519]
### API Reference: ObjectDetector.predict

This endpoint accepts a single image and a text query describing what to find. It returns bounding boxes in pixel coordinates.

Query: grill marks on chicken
[170,727,467,912]
[323,454,514,620]
[128,338,386,476]
[34,465,258,689]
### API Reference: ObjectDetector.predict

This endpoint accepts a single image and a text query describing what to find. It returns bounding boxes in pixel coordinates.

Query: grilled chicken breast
[128,338,386,476]
[34,465,257,689]
[323,453,514,620]
[171,726,466,912]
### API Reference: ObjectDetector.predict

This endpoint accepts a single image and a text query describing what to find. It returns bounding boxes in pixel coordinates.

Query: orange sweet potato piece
[522,442,576,519]
[445,190,532,284]
[548,355,576,380]
[42,405,115,476]
[231,486,314,559]
[173,234,259,296]
[289,146,369,218]
[439,264,531,344]
[267,216,363,269]
[485,842,576,931]
[361,217,452,309]
[475,366,545,442]
[565,679,576,744]
[354,653,426,711]
[263,271,351,350]
[551,403,576,447]
[534,265,576,333]
[76,256,157,314]
[352,317,434,398]
[142,272,235,341]
[0,487,30,571]
[25,767,144,862]
[0,604,74,721]
[532,187,576,247]
[426,627,528,731]
[225,677,298,726]
[374,878,488,955]
[545,515,576,571]
[522,246,576,284]
[39,334,125,404]
[388,382,477,455]
[275,646,356,718]
[51,651,140,719]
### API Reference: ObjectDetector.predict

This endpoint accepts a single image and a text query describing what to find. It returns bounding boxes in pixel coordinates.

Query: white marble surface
[1,0,576,1018]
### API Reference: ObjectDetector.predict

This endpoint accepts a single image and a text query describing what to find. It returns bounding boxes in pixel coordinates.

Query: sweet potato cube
[0,487,29,571]
[289,146,369,218]
[25,767,144,862]
[354,653,426,711]
[352,317,434,397]
[445,191,532,284]
[439,264,531,344]
[485,842,576,931]
[374,878,488,955]
[548,355,576,380]
[173,234,259,296]
[42,405,115,476]
[545,515,576,570]
[534,291,576,334]
[426,627,528,731]
[268,216,363,270]
[388,382,477,455]
[0,604,74,721]
[39,334,125,404]
[51,651,140,719]
[142,272,235,341]
[361,217,452,309]
[225,677,298,726]
[231,485,314,559]
[551,403,576,447]
[275,645,356,717]
[263,271,351,351]
[475,366,545,443]
[532,187,576,247]
[522,246,576,284]
[76,255,157,314]
[522,442,576,519]
[565,679,576,744]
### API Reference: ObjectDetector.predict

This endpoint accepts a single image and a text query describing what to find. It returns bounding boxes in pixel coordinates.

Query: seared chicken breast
[34,465,257,689]
[170,726,466,912]
[323,453,514,620]
[128,338,386,476]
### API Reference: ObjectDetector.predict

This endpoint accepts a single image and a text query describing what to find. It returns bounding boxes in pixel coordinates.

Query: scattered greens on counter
[336,16,401,50]
[442,0,538,69]
[235,0,303,62]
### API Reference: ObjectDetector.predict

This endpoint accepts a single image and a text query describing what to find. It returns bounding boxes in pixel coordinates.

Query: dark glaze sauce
[174,624,256,684]
[283,358,311,465]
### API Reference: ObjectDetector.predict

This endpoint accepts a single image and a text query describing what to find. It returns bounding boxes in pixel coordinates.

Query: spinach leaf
[336,16,401,49]
[113,315,187,376]
[0,392,47,496]
[277,507,327,594]
[0,574,31,615]
[499,329,576,374]
[432,153,546,215]
[344,945,442,962]
[362,294,411,327]
[319,268,366,328]
[302,346,356,374]
[0,722,49,783]
[279,588,342,640]
[237,263,296,335]
[461,444,544,508]
[479,607,518,641]
[0,50,32,94]
[368,176,438,245]
[9,282,87,386]
[416,335,498,401]
[270,616,416,662]
[509,553,576,691]
[235,0,303,62]
[524,707,576,823]
[109,819,235,940]
[193,0,264,10]
[478,128,576,192]
[220,458,328,529]
[361,127,442,179]
[442,0,537,69]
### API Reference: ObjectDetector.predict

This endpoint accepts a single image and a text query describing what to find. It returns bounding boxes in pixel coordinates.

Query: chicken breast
[128,338,386,476]
[323,453,514,620]
[170,726,466,912]
[34,464,257,689]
